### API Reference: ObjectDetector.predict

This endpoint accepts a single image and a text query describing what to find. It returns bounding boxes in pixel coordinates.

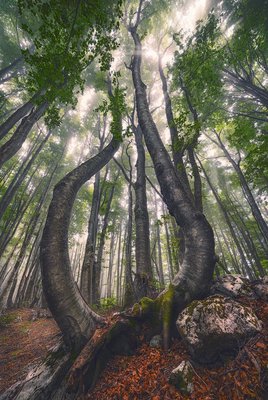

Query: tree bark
[40,136,120,351]
[80,171,101,304]
[92,175,118,304]
[129,27,215,305]
[211,131,268,244]
[0,56,23,83]
[133,124,153,299]
[0,102,48,168]
[0,93,39,141]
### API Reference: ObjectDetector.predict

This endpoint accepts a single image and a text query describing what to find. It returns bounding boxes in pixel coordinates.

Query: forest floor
[0,297,267,399]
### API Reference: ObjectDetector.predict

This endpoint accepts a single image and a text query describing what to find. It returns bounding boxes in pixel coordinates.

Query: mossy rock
[177,295,263,364]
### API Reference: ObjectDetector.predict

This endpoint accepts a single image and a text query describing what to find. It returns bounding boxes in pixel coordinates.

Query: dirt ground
[0,298,267,399]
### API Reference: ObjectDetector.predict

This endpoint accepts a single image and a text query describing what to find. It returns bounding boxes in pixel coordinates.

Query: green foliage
[95,72,126,141]
[99,296,117,310]
[171,12,223,127]
[17,0,123,123]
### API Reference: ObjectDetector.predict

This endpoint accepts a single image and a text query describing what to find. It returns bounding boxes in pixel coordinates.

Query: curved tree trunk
[40,136,120,351]
[129,27,215,304]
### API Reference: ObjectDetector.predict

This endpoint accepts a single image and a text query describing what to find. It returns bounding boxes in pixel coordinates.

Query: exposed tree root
[0,320,139,400]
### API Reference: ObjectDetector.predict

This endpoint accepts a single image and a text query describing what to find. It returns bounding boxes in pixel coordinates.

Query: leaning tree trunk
[129,27,216,308]
[0,102,48,168]
[40,136,120,351]
[0,93,40,141]
[0,56,23,83]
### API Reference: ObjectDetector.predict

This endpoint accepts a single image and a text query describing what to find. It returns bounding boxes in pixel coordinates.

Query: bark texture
[40,137,120,350]
[133,125,153,299]
[129,27,215,305]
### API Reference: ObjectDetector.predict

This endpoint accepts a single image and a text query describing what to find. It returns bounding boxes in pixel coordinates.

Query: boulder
[177,295,262,364]
[149,335,162,348]
[169,360,194,394]
[252,276,268,301]
[210,274,254,298]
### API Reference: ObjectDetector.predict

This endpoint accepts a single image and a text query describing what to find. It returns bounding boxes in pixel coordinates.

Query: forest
[0,0,267,399]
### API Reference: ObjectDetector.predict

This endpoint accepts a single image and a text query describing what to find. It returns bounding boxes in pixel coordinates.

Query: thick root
[0,320,139,400]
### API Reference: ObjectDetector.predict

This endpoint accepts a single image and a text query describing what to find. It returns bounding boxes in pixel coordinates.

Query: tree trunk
[199,158,254,279]
[133,124,153,299]
[213,131,268,244]
[92,175,118,305]
[0,56,23,83]
[0,93,39,141]
[80,171,101,304]
[129,28,215,308]
[124,179,136,307]
[0,102,48,167]
[0,130,51,221]
[158,56,193,202]
[40,137,120,351]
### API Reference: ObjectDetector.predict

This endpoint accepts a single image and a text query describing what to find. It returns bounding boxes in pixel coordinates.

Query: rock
[252,276,268,301]
[169,360,194,394]
[30,308,52,321]
[210,274,254,298]
[177,295,262,364]
[149,335,162,348]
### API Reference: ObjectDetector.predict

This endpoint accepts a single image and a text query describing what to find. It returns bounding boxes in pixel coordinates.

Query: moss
[132,297,154,318]
[161,285,176,350]
[185,300,199,316]
[0,313,17,328]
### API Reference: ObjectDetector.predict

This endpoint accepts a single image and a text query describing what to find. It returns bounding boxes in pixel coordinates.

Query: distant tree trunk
[211,131,268,244]
[199,158,254,279]
[0,102,48,167]
[107,226,116,298]
[0,93,39,141]
[124,180,135,307]
[116,223,122,303]
[0,130,51,220]
[80,171,101,304]
[224,67,268,109]
[133,124,153,299]
[40,137,120,350]
[162,205,174,281]
[0,56,23,83]
[92,174,118,305]
[158,56,193,202]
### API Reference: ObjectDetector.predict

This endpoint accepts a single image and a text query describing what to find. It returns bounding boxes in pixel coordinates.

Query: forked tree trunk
[40,136,120,351]
[129,27,215,304]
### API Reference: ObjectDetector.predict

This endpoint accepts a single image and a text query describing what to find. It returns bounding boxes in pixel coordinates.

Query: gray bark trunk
[0,102,48,168]
[40,137,120,350]
[130,27,215,304]
[133,124,153,298]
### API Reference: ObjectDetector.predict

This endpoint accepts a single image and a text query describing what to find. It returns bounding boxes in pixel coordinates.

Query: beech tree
[0,1,267,398]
